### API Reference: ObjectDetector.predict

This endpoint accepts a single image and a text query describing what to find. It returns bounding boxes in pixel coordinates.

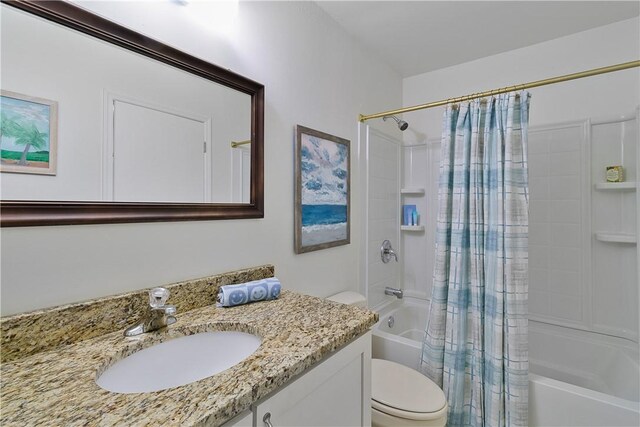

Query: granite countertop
[0,291,377,426]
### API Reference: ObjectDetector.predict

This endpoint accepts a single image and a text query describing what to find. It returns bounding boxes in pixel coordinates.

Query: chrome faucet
[384,287,403,299]
[124,287,177,337]
[381,240,399,263]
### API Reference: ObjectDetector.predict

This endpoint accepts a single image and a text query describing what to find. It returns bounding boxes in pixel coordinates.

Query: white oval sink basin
[96,331,261,393]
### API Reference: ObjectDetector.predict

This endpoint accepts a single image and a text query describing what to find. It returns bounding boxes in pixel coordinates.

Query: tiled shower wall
[365,128,401,308]
[528,116,638,342]
[590,116,638,340]
[528,122,588,326]
[401,141,439,300]
[399,115,638,343]
[368,113,638,345]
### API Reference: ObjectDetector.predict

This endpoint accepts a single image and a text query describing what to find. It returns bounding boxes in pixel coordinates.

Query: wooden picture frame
[0,90,58,175]
[295,125,350,253]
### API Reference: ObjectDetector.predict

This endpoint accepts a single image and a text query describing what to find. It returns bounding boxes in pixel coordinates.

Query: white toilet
[327,292,448,427]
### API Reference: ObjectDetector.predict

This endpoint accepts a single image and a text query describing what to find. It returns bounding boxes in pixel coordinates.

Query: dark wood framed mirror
[0,0,264,227]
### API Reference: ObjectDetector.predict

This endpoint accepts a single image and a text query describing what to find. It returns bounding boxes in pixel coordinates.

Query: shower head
[382,115,409,131]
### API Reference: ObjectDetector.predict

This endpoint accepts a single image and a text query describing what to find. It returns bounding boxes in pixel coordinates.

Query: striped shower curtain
[420,92,530,427]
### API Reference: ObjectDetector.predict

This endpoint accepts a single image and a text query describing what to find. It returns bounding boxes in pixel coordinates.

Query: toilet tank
[327,291,367,308]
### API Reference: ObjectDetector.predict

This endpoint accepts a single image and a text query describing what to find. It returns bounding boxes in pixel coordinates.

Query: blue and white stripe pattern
[420,92,530,427]
[217,277,281,307]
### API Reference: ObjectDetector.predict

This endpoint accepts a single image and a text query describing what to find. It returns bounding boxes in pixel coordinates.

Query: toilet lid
[371,359,447,419]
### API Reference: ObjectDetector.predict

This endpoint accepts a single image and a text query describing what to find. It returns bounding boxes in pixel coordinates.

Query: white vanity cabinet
[222,410,253,427]
[223,332,371,427]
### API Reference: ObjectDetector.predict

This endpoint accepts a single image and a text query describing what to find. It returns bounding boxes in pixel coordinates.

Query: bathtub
[371,297,640,426]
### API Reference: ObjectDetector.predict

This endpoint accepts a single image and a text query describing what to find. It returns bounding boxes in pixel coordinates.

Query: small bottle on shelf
[606,165,624,182]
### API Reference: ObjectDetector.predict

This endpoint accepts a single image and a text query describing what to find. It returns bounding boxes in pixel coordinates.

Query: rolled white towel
[217,277,281,307]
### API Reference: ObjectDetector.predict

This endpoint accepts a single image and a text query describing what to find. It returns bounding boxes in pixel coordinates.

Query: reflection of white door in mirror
[231,144,251,203]
[104,96,211,203]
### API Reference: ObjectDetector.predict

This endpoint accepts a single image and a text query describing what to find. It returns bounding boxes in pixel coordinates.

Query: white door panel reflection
[110,100,209,203]
[231,143,251,203]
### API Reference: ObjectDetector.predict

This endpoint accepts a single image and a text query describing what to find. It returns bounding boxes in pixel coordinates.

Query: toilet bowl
[327,292,448,427]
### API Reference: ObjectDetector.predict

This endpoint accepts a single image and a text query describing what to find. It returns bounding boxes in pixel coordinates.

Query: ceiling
[316,1,640,78]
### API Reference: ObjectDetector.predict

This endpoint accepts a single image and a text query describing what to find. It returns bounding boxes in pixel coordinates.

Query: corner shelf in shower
[594,182,636,190]
[400,225,425,232]
[594,232,637,244]
[400,188,425,195]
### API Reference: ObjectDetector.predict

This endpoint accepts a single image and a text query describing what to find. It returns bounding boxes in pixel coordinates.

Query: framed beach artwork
[0,90,58,175]
[295,125,350,253]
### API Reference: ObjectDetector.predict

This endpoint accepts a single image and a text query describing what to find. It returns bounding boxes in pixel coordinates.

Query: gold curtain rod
[359,60,640,122]
[231,140,251,148]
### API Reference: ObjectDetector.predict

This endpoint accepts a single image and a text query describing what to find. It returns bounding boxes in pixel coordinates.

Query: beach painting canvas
[0,90,57,175]
[295,125,350,253]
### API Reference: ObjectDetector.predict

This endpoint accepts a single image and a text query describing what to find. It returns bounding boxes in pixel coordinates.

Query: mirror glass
[1,4,252,204]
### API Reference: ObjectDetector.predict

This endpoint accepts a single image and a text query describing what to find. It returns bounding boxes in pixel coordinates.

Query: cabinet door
[254,332,371,427]
[220,409,253,427]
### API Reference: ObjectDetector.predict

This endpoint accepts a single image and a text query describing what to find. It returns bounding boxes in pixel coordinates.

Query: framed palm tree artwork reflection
[1,90,58,175]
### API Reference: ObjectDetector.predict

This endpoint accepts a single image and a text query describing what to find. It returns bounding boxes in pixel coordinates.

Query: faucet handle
[149,287,170,308]
[381,240,399,263]
[161,305,177,316]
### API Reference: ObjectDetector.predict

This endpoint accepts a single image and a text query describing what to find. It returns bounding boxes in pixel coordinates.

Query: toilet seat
[371,358,447,421]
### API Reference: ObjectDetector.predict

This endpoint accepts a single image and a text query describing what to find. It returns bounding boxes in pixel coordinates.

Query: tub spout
[384,287,403,299]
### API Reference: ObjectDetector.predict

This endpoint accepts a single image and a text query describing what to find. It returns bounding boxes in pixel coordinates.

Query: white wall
[403,16,640,139]
[401,17,640,302]
[0,1,401,315]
